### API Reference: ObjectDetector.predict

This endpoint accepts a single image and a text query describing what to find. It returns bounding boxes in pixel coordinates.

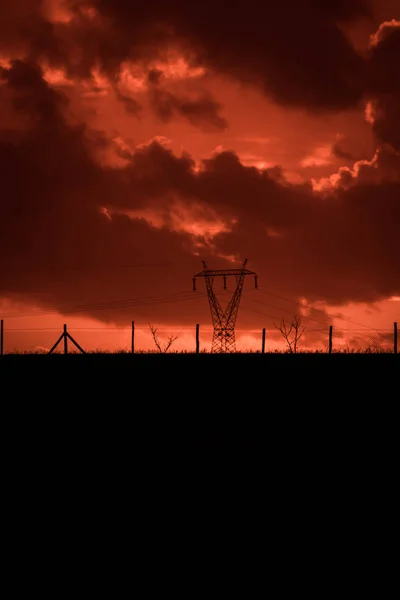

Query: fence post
[63,324,68,354]
[0,319,3,356]
[395,322,398,355]
[261,328,266,354]
[196,324,200,354]
[329,325,333,354]
[131,320,135,354]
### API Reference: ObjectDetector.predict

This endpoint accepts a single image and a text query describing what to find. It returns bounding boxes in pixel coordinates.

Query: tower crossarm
[193,268,256,278]
[192,259,259,353]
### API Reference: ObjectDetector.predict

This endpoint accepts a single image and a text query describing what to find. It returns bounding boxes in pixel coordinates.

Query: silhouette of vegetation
[273,316,306,353]
[1,347,395,356]
[149,324,178,353]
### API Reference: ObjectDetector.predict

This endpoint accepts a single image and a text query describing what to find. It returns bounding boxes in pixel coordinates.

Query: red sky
[0,0,399,352]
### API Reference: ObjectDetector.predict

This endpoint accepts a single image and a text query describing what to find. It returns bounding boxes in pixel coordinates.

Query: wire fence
[0,321,397,354]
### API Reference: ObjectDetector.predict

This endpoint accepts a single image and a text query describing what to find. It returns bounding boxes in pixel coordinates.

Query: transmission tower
[193,259,258,353]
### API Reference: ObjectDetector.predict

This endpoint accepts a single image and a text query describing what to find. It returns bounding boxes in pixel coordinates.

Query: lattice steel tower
[193,259,258,353]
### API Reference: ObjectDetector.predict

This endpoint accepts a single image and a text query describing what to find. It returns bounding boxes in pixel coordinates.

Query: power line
[243,294,331,327]
[0,290,206,319]
[0,291,191,318]
[241,304,282,322]
[252,288,383,331]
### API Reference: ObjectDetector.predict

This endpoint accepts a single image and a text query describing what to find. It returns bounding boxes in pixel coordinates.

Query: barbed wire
[2,326,395,353]
[3,326,392,333]
[1,280,397,354]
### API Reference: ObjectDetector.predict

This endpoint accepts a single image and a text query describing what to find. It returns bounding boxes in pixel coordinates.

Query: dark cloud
[89,0,370,110]
[0,0,372,111]
[372,94,400,151]
[356,145,400,182]
[149,88,228,131]
[1,60,399,329]
[113,87,142,116]
[0,60,215,324]
[1,1,398,131]
[1,2,227,130]
[1,3,400,327]
[332,141,361,163]
[145,63,228,130]
[367,22,400,150]
[312,145,400,191]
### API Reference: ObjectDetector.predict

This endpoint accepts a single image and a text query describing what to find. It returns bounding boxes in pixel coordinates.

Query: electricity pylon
[193,259,258,353]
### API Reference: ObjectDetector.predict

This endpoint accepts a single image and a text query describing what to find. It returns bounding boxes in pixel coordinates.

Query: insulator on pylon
[254,275,259,289]
[192,260,259,353]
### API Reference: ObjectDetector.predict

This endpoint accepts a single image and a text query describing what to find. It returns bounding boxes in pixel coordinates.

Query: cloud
[332,141,361,162]
[86,0,370,110]
[369,18,400,46]
[0,0,372,113]
[113,86,142,116]
[1,59,399,330]
[1,2,399,142]
[0,2,227,131]
[1,6,400,327]
[313,144,400,190]
[366,20,400,150]
[149,88,228,131]
[300,145,334,168]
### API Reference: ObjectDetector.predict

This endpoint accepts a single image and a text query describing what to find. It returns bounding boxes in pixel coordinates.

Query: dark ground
[2,352,396,563]
[1,351,398,369]
[2,351,397,556]
[1,352,397,452]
